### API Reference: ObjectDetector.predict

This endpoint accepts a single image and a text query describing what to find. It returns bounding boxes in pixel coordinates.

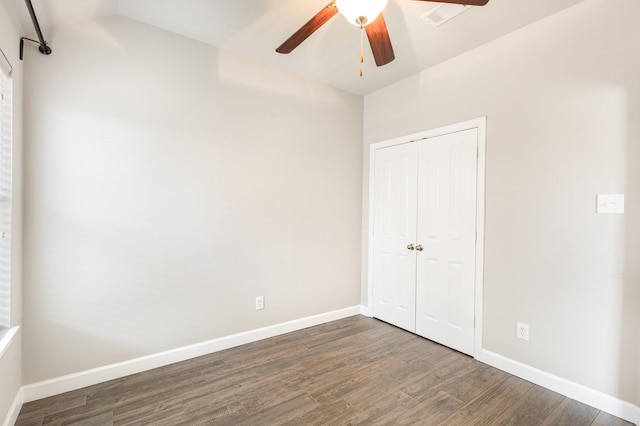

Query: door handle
[416,244,423,251]
[407,244,415,251]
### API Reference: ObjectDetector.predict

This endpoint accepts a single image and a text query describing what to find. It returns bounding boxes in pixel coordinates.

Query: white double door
[372,128,478,356]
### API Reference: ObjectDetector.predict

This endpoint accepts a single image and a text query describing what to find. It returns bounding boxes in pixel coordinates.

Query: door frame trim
[367,117,486,359]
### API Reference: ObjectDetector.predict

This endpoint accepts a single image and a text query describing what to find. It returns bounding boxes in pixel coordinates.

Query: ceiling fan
[276,0,490,69]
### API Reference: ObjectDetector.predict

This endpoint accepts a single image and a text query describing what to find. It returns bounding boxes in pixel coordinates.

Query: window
[0,48,12,330]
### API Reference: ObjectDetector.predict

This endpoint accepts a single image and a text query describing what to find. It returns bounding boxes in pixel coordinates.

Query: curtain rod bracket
[39,44,52,55]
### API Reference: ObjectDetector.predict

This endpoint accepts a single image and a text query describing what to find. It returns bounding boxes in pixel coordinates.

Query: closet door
[415,129,478,355]
[372,143,418,332]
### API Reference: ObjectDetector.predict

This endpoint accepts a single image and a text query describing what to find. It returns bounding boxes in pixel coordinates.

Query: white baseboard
[2,388,23,426]
[482,350,640,425]
[22,305,364,404]
[359,305,373,317]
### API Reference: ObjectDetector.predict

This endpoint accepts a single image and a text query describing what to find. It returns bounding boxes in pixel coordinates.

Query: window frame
[0,47,13,330]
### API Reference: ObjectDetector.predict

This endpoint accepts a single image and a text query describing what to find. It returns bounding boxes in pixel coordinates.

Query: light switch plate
[596,194,624,214]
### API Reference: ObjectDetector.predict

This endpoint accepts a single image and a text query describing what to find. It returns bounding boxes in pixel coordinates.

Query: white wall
[22,16,363,383]
[364,0,639,407]
[0,0,24,422]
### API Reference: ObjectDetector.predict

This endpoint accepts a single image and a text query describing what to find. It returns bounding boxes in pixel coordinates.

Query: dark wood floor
[16,315,633,426]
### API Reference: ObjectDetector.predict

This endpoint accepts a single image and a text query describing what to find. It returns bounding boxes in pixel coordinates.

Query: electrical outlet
[255,296,264,311]
[517,322,529,341]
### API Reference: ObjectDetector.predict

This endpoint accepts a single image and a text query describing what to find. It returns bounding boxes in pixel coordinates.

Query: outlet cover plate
[517,322,529,341]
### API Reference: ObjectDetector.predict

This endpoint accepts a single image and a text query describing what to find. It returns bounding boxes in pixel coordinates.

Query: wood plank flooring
[15,315,634,425]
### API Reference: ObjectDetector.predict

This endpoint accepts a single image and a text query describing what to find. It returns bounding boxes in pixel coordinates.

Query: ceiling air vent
[420,3,472,27]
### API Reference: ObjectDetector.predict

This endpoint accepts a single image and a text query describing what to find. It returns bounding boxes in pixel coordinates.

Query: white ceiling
[14,0,587,95]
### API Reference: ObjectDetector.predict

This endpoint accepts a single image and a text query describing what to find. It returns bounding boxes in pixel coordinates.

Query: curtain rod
[20,0,52,60]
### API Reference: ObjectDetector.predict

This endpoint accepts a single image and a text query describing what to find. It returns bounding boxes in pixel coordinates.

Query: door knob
[416,245,423,251]
[407,244,415,251]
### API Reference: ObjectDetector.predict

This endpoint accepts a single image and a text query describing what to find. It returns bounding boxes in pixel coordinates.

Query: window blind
[0,49,12,329]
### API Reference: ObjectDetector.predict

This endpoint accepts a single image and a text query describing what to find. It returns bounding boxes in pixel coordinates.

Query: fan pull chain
[359,25,364,77]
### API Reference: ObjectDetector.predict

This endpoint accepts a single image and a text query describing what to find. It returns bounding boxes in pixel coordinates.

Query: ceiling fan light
[335,0,388,26]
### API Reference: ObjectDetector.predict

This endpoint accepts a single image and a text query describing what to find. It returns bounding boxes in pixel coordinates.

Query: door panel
[372,143,417,332]
[415,129,478,355]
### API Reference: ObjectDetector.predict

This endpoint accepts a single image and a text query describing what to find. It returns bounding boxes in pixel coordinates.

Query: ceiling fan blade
[412,0,489,5]
[365,13,395,67]
[276,1,338,54]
